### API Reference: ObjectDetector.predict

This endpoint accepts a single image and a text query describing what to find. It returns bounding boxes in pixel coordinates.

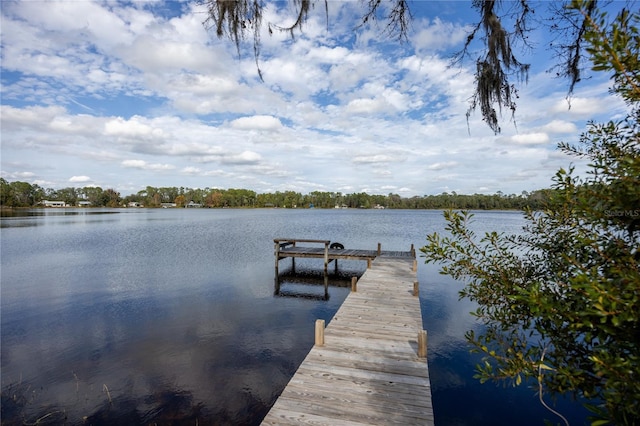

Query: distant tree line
[0,178,553,210]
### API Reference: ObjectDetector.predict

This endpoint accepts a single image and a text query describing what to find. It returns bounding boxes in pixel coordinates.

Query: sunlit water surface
[1,209,590,425]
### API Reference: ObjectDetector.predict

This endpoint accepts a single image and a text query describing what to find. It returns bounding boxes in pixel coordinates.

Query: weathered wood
[315,319,325,346]
[351,276,357,292]
[418,330,428,358]
[413,281,419,297]
[262,257,433,426]
[273,239,414,264]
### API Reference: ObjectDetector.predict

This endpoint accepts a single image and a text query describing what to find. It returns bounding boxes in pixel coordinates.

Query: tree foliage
[422,3,640,424]
[0,178,553,211]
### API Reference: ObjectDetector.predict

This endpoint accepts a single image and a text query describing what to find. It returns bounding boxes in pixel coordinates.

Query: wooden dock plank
[262,256,433,425]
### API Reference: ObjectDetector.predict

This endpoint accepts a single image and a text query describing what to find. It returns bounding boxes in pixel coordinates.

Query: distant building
[128,202,143,208]
[161,203,177,208]
[42,200,66,207]
[186,201,202,208]
[78,201,91,207]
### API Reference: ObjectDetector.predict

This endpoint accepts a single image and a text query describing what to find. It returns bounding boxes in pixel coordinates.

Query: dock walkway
[262,255,434,425]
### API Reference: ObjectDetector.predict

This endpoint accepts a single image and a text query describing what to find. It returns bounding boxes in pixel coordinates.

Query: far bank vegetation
[1,178,552,210]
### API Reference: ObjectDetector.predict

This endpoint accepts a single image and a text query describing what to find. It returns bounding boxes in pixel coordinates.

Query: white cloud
[121,160,175,171]
[104,116,165,139]
[427,161,459,171]
[182,166,202,175]
[412,18,470,52]
[551,97,603,116]
[230,116,283,131]
[345,98,387,115]
[539,120,578,134]
[507,133,550,145]
[222,151,262,165]
[69,176,91,183]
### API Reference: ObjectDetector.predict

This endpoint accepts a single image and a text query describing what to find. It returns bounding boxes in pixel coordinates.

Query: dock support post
[418,330,427,358]
[324,274,329,299]
[413,259,417,272]
[377,242,381,256]
[274,241,280,276]
[367,258,372,269]
[291,257,295,273]
[413,281,419,297]
[274,275,281,295]
[323,242,329,275]
[315,319,325,346]
[411,243,415,257]
[351,276,357,292]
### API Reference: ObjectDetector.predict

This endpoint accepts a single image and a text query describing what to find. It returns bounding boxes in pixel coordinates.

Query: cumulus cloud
[121,160,175,171]
[412,18,470,52]
[551,97,603,116]
[539,120,578,134]
[69,175,91,183]
[221,151,262,165]
[352,154,397,164]
[427,161,459,171]
[506,133,550,145]
[104,116,164,139]
[230,116,283,131]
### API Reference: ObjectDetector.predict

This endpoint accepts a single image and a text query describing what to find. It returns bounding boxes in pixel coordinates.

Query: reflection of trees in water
[1,384,269,425]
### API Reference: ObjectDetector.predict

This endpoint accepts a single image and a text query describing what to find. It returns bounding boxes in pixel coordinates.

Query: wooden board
[261,257,434,426]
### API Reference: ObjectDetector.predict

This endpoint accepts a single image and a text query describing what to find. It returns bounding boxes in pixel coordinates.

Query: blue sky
[0,0,629,196]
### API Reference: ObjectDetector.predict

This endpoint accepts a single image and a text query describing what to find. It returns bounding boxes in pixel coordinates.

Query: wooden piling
[418,329,428,358]
[323,242,329,275]
[315,319,325,346]
[413,281,419,296]
[413,258,417,272]
[351,276,357,292]
[377,242,381,256]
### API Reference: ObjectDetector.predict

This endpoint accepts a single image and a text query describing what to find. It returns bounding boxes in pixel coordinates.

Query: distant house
[161,203,177,208]
[128,202,143,208]
[42,200,66,207]
[78,201,91,207]
[186,201,202,208]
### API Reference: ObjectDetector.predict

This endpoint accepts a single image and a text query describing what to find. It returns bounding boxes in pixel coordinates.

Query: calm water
[1,209,589,425]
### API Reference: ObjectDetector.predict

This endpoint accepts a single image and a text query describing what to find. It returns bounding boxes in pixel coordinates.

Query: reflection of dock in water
[264,240,433,425]
[274,271,353,301]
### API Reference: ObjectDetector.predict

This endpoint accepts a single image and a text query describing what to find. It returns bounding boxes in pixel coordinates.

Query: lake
[0,208,589,425]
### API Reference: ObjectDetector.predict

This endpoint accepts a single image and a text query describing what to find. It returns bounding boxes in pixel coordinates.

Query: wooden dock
[263,245,434,425]
[274,238,417,275]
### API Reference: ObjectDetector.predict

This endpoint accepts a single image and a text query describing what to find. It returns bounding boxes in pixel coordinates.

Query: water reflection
[274,268,359,301]
[0,208,121,228]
